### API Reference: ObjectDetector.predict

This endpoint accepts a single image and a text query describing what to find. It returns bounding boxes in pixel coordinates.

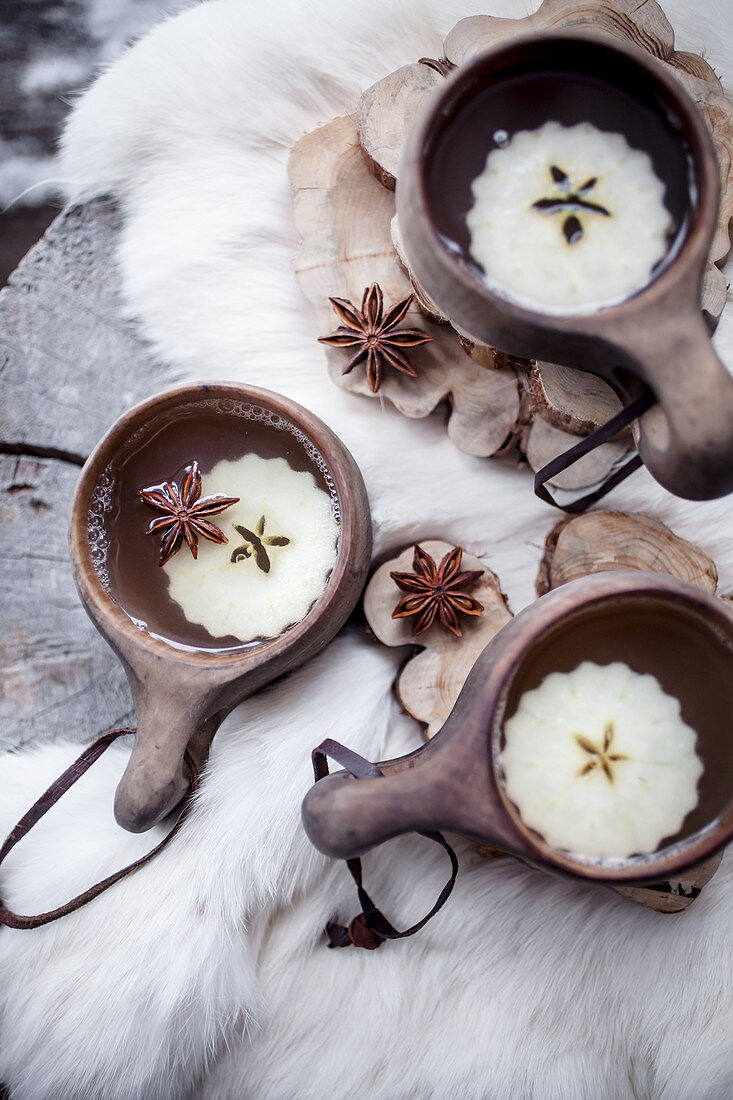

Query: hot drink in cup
[397,32,733,500]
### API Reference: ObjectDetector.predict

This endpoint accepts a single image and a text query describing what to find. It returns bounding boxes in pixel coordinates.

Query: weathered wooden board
[0,199,169,459]
[0,454,133,749]
[0,199,175,749]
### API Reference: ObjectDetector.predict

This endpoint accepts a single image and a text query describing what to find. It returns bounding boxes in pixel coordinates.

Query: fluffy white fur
[1,1,733,1097]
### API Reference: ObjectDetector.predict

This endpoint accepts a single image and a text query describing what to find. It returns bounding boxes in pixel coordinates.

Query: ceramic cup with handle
[397,30,733,501]
[302,571,733,887]
[70,382,372,833]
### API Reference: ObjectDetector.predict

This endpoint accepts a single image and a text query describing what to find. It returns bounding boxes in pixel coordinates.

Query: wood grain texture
[443,0,675,67]
[289,115,521,458]
[0,198,176,459]
[536,511,718,596]
[530,361,624,436]
[522,415,631,490]
[0,199,178,752]
[364,540,512,737]
[356,62,443,190]
[0,455,134,750]
[612,850,724,912]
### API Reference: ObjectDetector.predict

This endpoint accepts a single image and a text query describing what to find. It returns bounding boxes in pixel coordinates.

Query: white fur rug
[2,1,733,1097]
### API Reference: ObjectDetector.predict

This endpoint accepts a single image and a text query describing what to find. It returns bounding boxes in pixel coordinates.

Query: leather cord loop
[0,729,200,930]
[311,739,459,950]
[533,388,654,513]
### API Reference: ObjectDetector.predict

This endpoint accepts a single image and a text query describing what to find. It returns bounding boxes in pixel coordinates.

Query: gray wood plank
[0,454,133,749]
[0,197,174,460]
[0,200,175,749]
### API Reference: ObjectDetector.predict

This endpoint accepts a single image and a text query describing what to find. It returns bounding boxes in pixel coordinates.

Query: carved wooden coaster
[289,117,523,460]
[364,540,513,737]
[289,0,733,490]
[363,515,726,911]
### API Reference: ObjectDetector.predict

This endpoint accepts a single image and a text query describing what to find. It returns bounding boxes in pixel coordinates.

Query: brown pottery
[397,31,733,501]
[70,383,372,833]
[302,571,733,886]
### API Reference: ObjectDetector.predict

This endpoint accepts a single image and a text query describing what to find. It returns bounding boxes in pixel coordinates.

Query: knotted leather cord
[0,729,200,930]
[311,738,459,950]
[533,389,655,513]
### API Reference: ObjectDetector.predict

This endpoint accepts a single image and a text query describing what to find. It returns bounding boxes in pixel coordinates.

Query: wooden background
[0,198,174,750]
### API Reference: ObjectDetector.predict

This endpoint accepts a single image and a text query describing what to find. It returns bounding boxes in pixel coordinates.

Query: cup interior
[420,34,701,313]
[80,387,343,655]
[491,589,733,873]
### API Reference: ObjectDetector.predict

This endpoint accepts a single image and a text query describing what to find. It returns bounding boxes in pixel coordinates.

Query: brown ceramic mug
[70,383,372,833]
[302,570,733,886]
[397,31,733,501]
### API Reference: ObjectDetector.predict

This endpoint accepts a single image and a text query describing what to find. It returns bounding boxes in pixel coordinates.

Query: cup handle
[302,745,446,860]
[114,675,220,833]
[628,307,733,500]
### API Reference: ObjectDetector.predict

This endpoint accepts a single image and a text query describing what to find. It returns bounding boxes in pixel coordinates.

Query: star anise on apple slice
[390,544,484,637]
[318,282,432,393]
[139,460,240,566]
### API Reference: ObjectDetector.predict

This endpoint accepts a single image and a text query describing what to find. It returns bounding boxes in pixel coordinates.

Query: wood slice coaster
[363,515,726,911]
[536,511,719,597]
[289,116,522,459]
[364,540,512,737]
[290,0,733,489]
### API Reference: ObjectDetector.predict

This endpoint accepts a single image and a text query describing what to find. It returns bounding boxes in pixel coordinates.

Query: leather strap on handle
[0,729,200,930]
[312,738,459,950]
[534,389,654,513]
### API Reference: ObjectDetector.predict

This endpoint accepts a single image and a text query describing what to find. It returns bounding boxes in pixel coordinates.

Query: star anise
[390,545,484,637]
[139,460,240,566]
[318,282,432,393]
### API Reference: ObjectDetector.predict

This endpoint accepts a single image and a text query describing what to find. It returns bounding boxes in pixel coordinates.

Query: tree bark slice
[356,62,444,190]
[529,361,625,436]
[535,511,719,596]
[611,851,724,913]
[288,115,521,457]
[443,0,675,68]
[669,52,733,267]
[522,416,631,491]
